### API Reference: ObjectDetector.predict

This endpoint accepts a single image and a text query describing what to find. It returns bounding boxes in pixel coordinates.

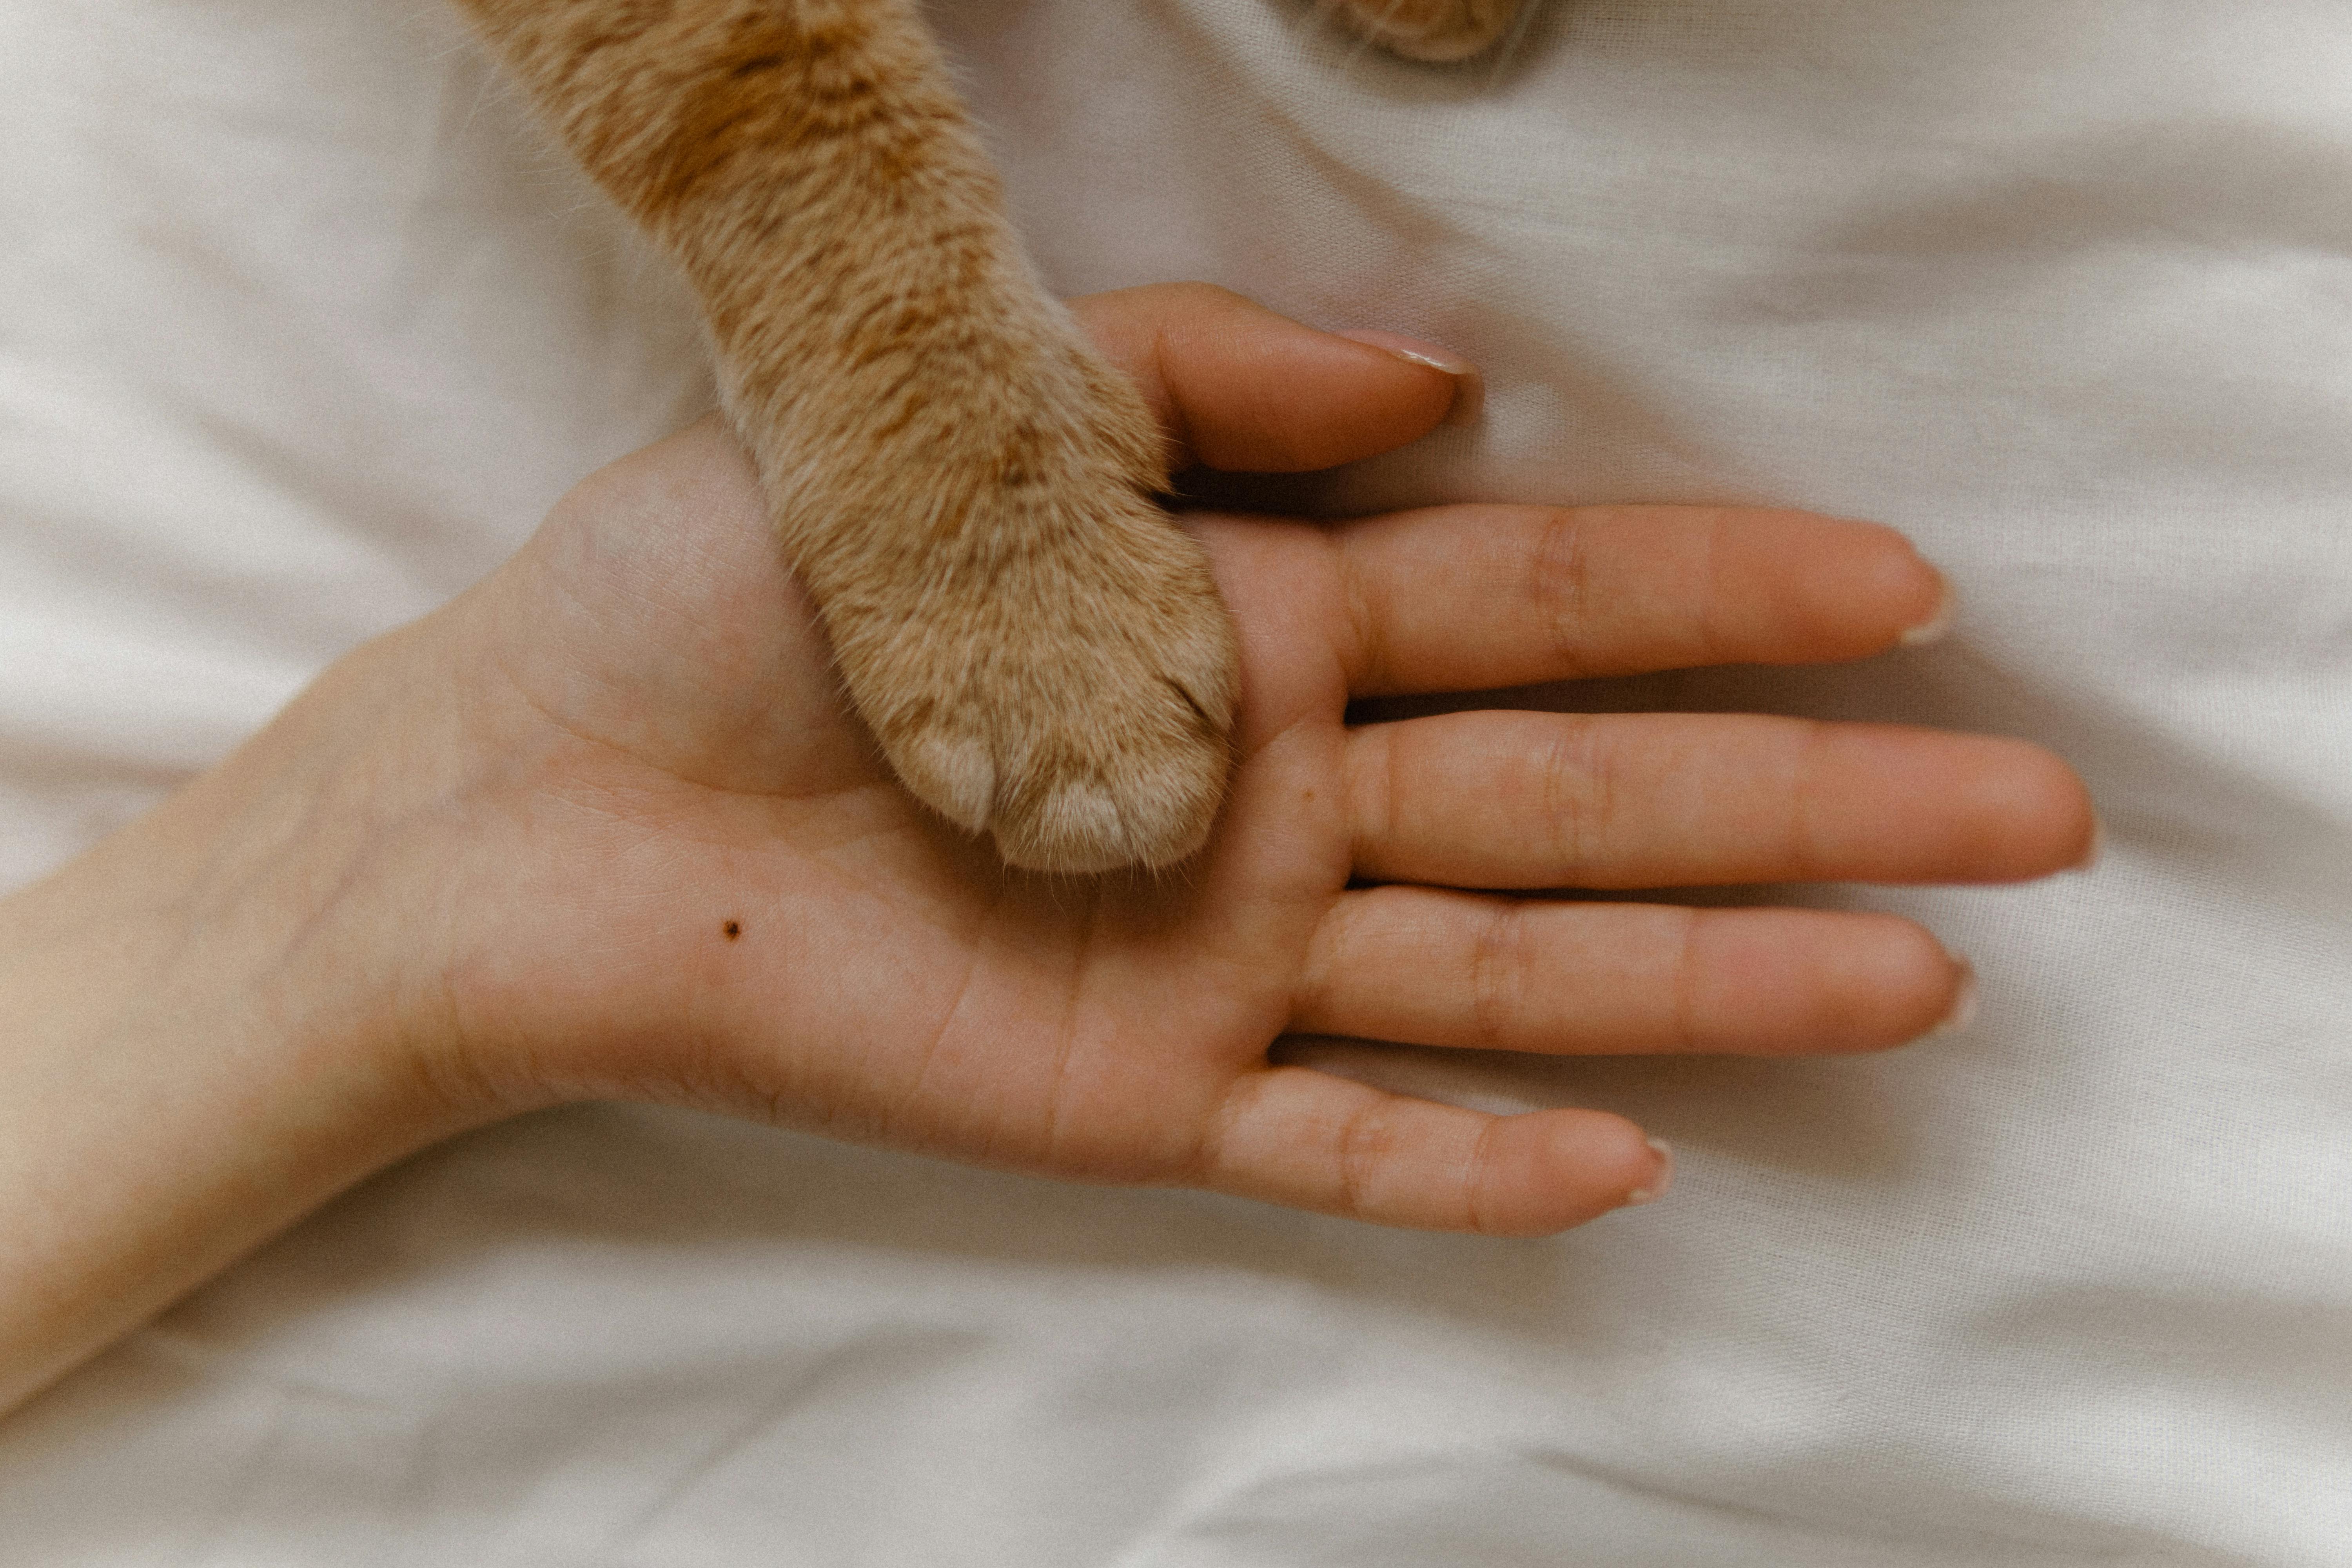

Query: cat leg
[453,0,1235,872]
[1324,0,1526,61]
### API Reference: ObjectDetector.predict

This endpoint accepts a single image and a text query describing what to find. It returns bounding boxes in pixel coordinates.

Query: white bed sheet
[2,0,2348,1561]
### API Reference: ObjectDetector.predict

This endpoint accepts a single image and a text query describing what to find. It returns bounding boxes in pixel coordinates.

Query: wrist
[0,606,514,1413]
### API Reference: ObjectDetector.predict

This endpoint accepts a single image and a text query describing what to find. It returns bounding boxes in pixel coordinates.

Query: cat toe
[864,580,1236,875]
[989,724,1229,875]
[897,732,998,835]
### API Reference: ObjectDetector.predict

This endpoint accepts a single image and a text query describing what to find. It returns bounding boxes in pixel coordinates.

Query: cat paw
[1326,0,1524,61]
[867,523,1238,873]
[776,345,1239,875]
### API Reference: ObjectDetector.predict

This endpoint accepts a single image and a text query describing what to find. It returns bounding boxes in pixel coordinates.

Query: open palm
[427,285,2092,1235]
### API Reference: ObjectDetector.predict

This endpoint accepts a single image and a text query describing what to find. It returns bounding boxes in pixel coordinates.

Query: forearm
[0,623,493,1416]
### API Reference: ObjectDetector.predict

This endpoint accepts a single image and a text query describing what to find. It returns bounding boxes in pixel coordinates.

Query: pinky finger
[1198,1066,1670,1236]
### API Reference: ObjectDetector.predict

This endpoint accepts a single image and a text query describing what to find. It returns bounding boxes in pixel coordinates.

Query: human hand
[0,283,2092,1412]
[416,284,2091,1233]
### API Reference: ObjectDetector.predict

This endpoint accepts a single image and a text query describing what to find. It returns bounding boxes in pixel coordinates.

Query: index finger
[1333,503,1952,693]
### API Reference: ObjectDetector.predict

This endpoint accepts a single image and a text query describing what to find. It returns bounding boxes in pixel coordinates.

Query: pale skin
[0,285,2094,1418]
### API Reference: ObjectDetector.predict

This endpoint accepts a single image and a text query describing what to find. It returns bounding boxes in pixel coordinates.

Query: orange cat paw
[766,337,1239,875]
[1327,0,1525,61]
[866,520,1237,873]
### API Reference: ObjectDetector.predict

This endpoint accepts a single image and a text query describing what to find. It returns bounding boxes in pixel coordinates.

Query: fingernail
[2067,817,2105,874]
[1337,329,1486,426]
[1623,1137,1675,1206]
[1900,580,1958,647]
[1929,961,1979,1038]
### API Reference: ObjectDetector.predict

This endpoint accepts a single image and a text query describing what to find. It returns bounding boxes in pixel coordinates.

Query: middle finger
[1347,710,2094,889]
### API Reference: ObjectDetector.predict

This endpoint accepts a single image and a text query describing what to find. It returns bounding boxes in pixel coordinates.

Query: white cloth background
[2,0,2348,1561]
